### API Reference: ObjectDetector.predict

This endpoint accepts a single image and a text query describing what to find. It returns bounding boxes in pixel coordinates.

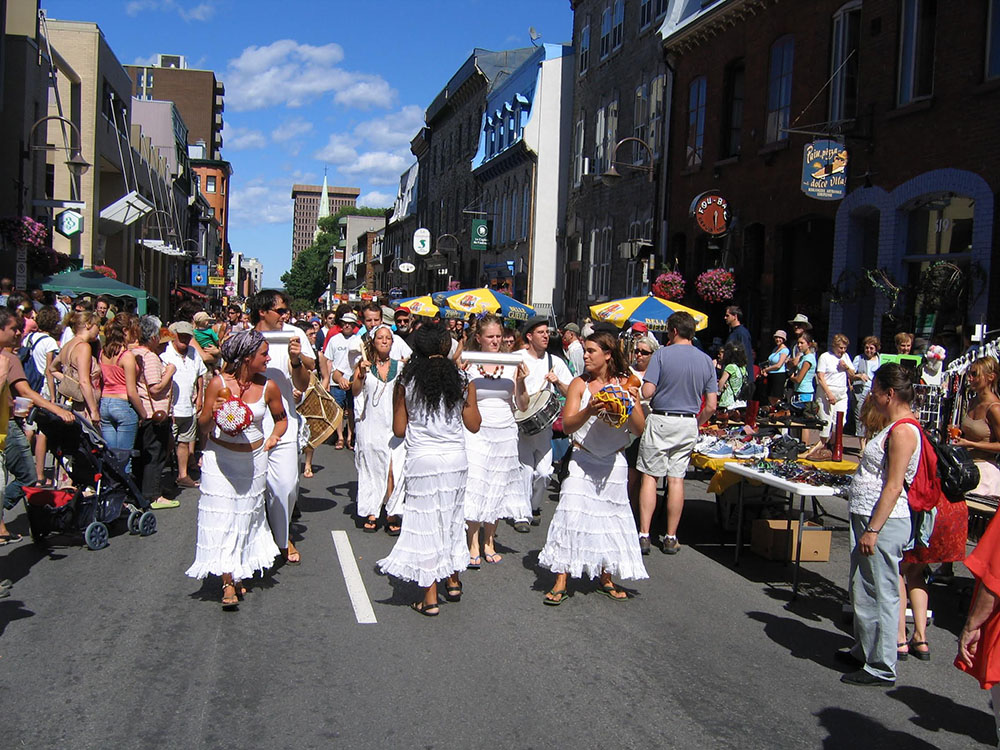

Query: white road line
[331,530,378,624]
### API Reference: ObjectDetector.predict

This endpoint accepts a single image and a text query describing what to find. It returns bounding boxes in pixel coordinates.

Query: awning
[175,286,208,299]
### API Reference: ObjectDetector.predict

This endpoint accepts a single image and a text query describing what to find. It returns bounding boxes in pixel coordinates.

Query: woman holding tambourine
[186,330,287,609]
[537,331,648,605]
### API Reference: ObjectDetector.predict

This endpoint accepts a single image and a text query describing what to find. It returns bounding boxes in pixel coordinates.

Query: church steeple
[315,167,330,241]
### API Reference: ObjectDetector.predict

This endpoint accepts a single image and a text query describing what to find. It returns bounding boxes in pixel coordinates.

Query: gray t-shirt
[643,343,718,414]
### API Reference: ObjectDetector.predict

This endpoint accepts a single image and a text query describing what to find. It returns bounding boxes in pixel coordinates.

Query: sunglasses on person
[635,349,653,356]
[270,307,290,315]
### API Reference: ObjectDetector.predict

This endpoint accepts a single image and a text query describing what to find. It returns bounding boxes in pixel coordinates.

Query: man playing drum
[514,316,572,533]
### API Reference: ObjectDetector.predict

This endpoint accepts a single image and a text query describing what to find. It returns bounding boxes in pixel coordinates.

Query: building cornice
[662,0,775,56]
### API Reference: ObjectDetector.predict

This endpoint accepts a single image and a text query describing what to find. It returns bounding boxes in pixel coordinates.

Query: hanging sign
[398,262,415,274]
[413,227,431,256]
[191,264,208,286]
[801,140,848,200]
[55,209,84,238]
[690,192,730,236]
[471,219,491,251]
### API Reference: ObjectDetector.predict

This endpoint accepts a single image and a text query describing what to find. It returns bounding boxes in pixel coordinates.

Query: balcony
[215,95,224,111]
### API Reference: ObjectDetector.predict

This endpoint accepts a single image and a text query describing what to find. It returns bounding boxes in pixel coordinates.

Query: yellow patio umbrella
[589,295,709,332]
[394,295,440,317]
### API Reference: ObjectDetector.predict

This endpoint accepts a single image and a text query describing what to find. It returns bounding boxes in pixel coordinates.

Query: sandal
[444,581,463,602]
[386,518,401,536]
[334,439,345,450]
[467,556,481,570]
[410,601,439,617]
[897,642,909,661]
[363,517,378,533]
[543,589,569,606]
[484,552,503,564]
[221,581,239,609]
[597,582,628,601]
[283,548,301,565]
[303,467,314,478]
[908,639,931,661]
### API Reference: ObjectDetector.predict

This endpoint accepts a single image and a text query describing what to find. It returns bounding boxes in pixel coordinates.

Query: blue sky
[42,0,574,286]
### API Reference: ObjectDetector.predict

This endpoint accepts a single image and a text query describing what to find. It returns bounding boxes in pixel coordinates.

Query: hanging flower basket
[652,271,686,301]
[0,216,48,250]
[93,265,118,279]
[696,268,735,303]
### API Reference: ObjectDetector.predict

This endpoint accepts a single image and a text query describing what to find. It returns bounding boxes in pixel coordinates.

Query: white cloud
[224,125,267,151]
[358,190,394,208]
[124,0,216,21]
[354,105,424,150]
[125,0,158,16]
[313,134,358,164]
[229,180,292,225]
[224,39,397,112]
[179,2,214,21]
[340,151,411,185]
[271,119,314,143]
[132,53,158,66]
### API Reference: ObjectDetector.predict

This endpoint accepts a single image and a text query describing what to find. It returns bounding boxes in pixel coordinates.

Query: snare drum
[515,390,561,435]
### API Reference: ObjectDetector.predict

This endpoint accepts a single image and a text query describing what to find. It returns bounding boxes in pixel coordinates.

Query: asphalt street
[0,441,995,749]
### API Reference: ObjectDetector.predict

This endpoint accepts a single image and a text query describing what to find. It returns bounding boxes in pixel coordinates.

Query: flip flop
[363,518,378,533]
[484,552,503,564]
[176,477,199,489]
[410,601,439,617]
[597,583,628,601]
[303,468,314,478]
[543,589,569,606]
[283,549,301,565]
[444,581,463,602]
[467,556,481,570]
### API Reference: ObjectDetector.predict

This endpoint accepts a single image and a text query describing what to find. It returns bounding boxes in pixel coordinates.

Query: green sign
[471,219,491,251]
[55,209,84,238]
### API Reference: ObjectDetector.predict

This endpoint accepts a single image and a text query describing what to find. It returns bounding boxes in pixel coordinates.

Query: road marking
[331,530,378,624]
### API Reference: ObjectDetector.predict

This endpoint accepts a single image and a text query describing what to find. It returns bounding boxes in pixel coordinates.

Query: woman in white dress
[377,324,481,616]
[186,330,286,609]
[538,331,648,605]
[351,325,405,534]
[462,314,529,567]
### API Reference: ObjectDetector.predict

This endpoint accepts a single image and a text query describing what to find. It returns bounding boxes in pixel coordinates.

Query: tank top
[962,402,1000,461]
[212,375,267,445]
[100,350,129,396]
[573,382,633,458]
[403,377,467,457]
[469,364,516,428]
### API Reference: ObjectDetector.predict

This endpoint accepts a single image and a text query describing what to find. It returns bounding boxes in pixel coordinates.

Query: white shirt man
[160,322,207,488]
[561,324,585,378]
[515,317,572,532]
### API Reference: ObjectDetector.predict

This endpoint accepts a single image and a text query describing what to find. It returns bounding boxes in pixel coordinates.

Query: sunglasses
[635,349,653,356]
[271,307,290,315]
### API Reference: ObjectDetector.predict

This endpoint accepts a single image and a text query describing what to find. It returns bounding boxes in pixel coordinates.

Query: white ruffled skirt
[185,443,279,581]
[377,450,468,587]
[464,420,530,523]
[538,448,648,581]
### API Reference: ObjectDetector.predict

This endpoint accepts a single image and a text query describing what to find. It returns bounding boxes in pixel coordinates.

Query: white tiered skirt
[377,450,468,588]
[185,444,279,580]
[464,419,529,524]
[538,448,648,581]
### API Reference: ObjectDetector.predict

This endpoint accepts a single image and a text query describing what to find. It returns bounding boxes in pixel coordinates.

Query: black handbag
[928,431,980,501]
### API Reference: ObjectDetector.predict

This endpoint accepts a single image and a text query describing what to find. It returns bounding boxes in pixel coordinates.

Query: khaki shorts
[818,390,848,439]
[637,414,698,478]
[172,415,197,443]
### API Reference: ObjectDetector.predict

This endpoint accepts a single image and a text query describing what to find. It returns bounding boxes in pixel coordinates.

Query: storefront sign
[690,192,730,236]
[413,227,431,256]
[191,264,208,286]
[208,275,225,286]
[55,209,84,238]
[471,219,491,251]
[801,140,848,201]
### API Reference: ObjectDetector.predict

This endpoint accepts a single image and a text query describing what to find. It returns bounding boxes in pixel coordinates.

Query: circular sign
[399,262,415,273]
[690,192,730,236]
[476,223,489,239]
[413,227,431,256]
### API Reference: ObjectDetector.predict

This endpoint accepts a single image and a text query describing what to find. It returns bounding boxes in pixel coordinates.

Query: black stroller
[24,409,155,550]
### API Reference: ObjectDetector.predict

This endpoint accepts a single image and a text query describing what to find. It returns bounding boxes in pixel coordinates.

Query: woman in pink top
[132,315,178,509]
[99,313,145,472]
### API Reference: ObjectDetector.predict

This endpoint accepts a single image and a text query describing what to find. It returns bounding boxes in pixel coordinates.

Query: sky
[42,0,574,287]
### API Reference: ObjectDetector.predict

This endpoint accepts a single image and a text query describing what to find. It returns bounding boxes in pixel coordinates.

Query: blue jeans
[329,385,348,407]
[3,419,37,513]
[100,397,139,473]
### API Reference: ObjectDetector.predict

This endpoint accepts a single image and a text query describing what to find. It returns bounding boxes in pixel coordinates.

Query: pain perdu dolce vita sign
[801,139,848,200]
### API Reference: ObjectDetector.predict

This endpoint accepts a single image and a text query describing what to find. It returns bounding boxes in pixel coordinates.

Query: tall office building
[290,182,359,261]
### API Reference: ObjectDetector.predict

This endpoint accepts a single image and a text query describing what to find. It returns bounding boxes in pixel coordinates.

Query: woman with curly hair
[98,312,145,472]
[538,331,648,605]
[377,323,482,616]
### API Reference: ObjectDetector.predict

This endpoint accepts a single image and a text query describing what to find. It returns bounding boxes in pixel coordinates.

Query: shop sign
[801,140,848,201]
[208,275,225,286]
[413,227,431,256]
[690,192,730,236]
[398,262,415,274]
[55,209,84,238]
[191,264,208,286]
[471,219,491,251]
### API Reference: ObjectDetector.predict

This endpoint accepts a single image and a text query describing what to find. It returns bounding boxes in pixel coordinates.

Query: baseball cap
[59,289,76,299]
[562,323,581,335]
[631,322,648,333]
[523,316,549,334]
[168,321,194,336]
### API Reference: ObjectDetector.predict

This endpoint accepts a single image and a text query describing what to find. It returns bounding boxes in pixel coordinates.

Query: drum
[515,390,561,435]
[296,375,344,448]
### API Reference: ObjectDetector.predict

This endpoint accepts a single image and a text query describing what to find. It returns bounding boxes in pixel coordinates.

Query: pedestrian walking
[131,315,178,510]
[377,324,481,616]
[185,329,286,608]
[53,311,102,424]
[636,311,718,555]
[98,313,145,473]
[161,321,206,489]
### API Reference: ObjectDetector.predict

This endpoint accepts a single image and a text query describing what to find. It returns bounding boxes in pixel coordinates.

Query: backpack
[18,332,47,393]
[737,366,754,402]
[887,418,977,510]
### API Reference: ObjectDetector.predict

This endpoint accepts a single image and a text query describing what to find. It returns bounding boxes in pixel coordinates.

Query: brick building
[125,55,225,160]
[563,0,670,321]
[290,182,359,261]
[661,0,1000,355]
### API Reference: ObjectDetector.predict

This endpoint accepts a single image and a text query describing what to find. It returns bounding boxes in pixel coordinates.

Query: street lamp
[601,137,655,182]
[25,115,91,178]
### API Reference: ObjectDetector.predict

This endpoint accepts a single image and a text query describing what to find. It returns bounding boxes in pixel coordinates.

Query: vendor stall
[39,268,149,314]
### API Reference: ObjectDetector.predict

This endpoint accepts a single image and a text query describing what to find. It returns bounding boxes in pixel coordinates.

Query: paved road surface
[0,442,994,748]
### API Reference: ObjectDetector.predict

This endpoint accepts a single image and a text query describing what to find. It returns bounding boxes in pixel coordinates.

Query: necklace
[372,358,397,383]
[477,364,503,380]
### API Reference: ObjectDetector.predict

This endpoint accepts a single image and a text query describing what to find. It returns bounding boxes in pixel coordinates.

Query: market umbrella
[40,268,149,314]
[393,295,440,317]
[433,288,535,322]
[589,295,709,332]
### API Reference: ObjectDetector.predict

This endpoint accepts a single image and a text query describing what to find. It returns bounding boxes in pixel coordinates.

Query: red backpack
[886,417,941,512]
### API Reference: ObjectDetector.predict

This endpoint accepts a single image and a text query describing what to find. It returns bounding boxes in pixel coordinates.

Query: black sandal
[444,581,463,602]
[386,517,401,536]
[362,517,378,533]
[410,601,439,617]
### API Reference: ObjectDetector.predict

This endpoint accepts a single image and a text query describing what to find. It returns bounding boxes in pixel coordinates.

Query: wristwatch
[864,525,881,534]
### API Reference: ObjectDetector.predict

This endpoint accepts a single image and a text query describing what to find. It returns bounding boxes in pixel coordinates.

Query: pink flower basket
[652,271,686,301]
[696,268,735,303]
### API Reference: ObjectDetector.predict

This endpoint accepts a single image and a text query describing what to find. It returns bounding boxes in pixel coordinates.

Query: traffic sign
[55,209,84,238]
[208,276,225,286]
[413,227,431,256]
[191,264,209,287]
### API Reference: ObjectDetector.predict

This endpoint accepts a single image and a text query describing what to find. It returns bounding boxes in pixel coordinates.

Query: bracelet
[864,525,881,534]
[290,359,303,369]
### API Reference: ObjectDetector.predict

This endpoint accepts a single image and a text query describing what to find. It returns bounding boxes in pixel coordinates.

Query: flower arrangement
[94,265,118,279]
[0,216,48,250]
[696,268,735,303]
[652,271,686,301]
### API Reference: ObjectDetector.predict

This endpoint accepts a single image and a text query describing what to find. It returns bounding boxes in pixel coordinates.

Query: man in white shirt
[560,323,585,378]
[346,302,411,373]
[515,316,572,533]
[161,321,207,489]
[250,290,314,564]
[320,312,360,448]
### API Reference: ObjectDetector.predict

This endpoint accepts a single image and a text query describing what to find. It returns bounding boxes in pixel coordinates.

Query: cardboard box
[751,519,831,562]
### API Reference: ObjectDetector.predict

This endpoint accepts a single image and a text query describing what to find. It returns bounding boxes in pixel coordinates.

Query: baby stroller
[23,409,155,550]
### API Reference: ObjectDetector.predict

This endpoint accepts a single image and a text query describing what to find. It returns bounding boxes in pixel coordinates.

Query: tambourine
[592,382,636,429]
[214,397,253,437]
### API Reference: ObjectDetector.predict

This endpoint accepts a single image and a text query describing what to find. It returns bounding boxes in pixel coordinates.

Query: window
[596,225,613,297]
[510,184,518,241]
[587,229,598,297]
[766,36,794,142]
[580,22,591,74]
[606,97,618,168]
[898,0,936,105]
[500,193,508,244]
[595,106,606,172]
[206,175,217,193]
[633,83,648,164]
[522,183,530,238]
[655,0,668,17]
[989,0,1000,79]
[830,2,862,122]
[721,60,745,158]
[648,74,665,157]
[146,72,153,87]
[640,0,652,29]
[686,76,707,168]
[612,0,624,50]
[573,117,585,186]
[600,6,612,59]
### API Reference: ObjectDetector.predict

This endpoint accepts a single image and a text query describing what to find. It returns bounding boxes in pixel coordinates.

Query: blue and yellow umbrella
[433,288,535,321]
[589,295,709,332]
[394,295,440,317]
